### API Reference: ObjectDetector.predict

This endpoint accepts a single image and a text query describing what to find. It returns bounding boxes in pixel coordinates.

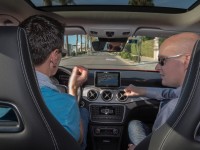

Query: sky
[65,35,87,45]
[154,0,197,9]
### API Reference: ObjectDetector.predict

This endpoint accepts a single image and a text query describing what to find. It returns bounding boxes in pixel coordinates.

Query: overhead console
[88,27,133,38]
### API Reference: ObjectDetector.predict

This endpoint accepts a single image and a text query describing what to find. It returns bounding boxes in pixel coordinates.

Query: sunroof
[29,0,198,10]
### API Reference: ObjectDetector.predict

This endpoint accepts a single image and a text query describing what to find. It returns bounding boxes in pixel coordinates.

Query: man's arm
[67,66,88,144]
[78,120,84,144]
[124,84,177,100]
[68,66,88,98]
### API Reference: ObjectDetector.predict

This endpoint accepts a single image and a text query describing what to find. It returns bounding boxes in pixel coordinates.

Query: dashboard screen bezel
[95,71,121,88]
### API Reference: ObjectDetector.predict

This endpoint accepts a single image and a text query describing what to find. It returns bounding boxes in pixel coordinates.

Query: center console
[90,104,125,123]
[89,104,125,150]
[90,125,123,150]
[88,71,125,150]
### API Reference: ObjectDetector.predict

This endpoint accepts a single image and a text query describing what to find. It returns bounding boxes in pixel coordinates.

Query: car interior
[1,0,200,150]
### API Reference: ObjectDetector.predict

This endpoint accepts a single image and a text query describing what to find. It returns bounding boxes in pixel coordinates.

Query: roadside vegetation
[119,37,165,62]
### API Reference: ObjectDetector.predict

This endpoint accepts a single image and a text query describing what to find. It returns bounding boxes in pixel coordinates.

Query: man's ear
[184,55,191,70]
[52,49,60,55]
[50,49,60,60]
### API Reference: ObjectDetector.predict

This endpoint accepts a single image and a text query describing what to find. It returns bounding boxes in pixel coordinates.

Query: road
[60,52,157,70]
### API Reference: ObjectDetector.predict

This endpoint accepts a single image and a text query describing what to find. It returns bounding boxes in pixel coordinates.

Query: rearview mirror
[92,41,106,51]
[92,38,127,52]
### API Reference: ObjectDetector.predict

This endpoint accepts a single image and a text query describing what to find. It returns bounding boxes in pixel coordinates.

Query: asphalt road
[60,52,157,70]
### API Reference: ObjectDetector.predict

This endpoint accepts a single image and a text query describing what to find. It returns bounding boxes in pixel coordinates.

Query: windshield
[60,35,165,70]
[30,0,198,9]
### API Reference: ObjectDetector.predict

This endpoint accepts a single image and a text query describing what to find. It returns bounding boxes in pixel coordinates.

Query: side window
[0,104,23,132]
[0,106,17,121]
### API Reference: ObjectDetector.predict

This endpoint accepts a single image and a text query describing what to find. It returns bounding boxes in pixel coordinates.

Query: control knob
[113,128,118,135]
[95,128,101,135]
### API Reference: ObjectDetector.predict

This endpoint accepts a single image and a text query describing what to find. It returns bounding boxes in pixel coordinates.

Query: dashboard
[54,66,162,150]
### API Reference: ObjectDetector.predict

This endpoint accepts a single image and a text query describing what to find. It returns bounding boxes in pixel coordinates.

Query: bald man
[125,32,200,150]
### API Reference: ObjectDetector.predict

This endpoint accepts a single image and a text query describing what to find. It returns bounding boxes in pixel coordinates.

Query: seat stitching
[158,40,200,149]
[17,28,59,150]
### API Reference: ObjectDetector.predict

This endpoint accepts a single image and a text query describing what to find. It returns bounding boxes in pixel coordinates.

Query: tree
[59,0,74,5]
[128,0,154,6]
[80,35,82,52]
[58,0,66,5]
[43,0,75,6]
[87,35,90,48]
[124,44,131,53]
[153,37,159,60]
[90,36,93,51]
[43,0,52,6]
[136,37,142,62]
[85,35,87,51]
[76,34,78,55]
[85,35,91,54]
[65,35,70,56]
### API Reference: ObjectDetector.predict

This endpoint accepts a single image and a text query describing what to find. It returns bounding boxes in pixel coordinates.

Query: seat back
[0,26,80,150]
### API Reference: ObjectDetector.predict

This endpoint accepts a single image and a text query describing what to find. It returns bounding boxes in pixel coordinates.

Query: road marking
[106,58,116,61]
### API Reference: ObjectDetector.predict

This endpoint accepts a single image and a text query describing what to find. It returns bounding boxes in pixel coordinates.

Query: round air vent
[87,90,98,101]
[101,90,113,102]
[117,91,128,102]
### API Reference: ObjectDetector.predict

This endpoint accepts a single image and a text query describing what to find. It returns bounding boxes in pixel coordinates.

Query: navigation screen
[95,72,120,87]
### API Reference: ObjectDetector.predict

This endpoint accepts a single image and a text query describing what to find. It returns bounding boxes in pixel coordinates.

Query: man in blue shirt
[124,32,200,150]
[20,15,88,146]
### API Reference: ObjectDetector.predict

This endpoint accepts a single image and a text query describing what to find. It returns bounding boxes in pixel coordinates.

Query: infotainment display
[95,72,120,87]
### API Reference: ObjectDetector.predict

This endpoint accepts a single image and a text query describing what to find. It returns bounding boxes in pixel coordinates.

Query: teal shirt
[36,71,80,141]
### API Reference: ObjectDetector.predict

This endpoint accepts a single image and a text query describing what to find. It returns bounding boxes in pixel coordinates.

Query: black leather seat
[0,26,80,150]
[136,40,200,150]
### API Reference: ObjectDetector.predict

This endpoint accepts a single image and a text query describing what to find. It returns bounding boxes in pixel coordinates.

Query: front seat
[136,40,200,150]
[0,26,80,149]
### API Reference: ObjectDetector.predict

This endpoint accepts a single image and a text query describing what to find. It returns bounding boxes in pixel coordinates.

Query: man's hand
[124,84,145,97]
[127,144,136,150]
[68,66,88,97]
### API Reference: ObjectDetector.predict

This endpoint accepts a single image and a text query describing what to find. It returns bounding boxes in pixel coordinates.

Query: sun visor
[64,26,86,35]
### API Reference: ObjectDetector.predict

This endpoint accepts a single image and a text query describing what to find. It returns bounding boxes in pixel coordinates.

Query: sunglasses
[107,44,121,51]
[158,54,185,66]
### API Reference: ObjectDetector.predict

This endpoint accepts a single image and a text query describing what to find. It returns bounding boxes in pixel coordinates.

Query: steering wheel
[53,66,82,103]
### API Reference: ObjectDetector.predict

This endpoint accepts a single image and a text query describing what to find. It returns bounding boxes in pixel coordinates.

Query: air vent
[117,91,128,102]
[101,90,113,102]
[90,31,98,35]
[87,90,98,101]
[106,31,114,37]
[122,32,130,36]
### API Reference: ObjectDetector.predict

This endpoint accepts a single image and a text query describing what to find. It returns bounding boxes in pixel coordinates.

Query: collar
[174,86,182,97]
[36,71,59,92]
